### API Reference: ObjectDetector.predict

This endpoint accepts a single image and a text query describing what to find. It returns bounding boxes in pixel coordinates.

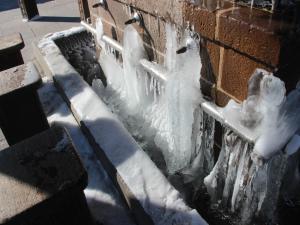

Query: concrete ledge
[36,27,207,225]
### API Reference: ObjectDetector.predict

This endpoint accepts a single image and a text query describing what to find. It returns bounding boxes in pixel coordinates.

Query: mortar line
[217,46,225,89]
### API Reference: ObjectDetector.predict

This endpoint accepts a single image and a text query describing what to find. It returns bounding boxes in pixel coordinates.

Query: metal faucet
[92,0,107,9]
[176,38,194,54]
[125,12,142,25]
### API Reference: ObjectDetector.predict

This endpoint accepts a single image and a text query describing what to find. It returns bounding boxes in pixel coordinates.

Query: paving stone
[0,0,80,63]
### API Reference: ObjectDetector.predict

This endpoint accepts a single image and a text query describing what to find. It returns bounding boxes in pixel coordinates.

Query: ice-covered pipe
[139,59,168,82]
[81,21,123,52]
[81,21,256,144]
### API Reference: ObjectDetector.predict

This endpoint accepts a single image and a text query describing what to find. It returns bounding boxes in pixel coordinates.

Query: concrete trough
[35,27,208,225]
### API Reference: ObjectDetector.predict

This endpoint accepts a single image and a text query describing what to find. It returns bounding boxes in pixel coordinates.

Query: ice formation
[205,68,300,224]
[95,20,203,174]
[39,22,300,225]
[222,68,289,160]
[204,128,287,224]
[93,20,300,224]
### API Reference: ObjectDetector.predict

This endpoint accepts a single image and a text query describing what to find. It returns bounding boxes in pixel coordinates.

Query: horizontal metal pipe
[81,21,256,143]
[81,21,123,52]
[201,101,224,124]
[102,35,123,53]
[139,59,167,82]
[201,101,256,143]
[81,21,96,33]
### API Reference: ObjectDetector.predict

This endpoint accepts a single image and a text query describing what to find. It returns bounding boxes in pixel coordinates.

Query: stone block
[219,48,272,101]
[183,1,217,40]
[216,6,292,67]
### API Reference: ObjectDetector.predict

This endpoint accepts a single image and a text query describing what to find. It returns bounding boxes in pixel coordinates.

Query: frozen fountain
[35,15,300,225]
[89,19,300,224]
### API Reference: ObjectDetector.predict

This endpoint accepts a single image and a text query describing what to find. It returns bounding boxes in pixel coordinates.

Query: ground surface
[0,0,80,62]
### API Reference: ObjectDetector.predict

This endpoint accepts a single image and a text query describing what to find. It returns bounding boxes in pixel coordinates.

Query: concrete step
[0,126,93,225]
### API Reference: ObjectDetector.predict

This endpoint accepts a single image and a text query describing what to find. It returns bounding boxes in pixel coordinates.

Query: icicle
[149,75,154,92]
[157,80,161,96]
[251,0,254,9]
[145,74,149,96]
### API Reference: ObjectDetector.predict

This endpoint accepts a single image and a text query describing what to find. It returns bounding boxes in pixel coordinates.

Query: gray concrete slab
[0,0,81,63]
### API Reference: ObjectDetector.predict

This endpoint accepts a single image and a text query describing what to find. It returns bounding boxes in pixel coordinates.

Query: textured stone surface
[216,6,292,67]
[183,1,217,40]
[219,48,271,101]
[0,33,24,54]
[0,127,87,223]
[0,64,40,96]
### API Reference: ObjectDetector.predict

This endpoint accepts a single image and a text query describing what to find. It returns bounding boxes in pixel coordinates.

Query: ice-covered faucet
[176,38,194,54]
[92,0,107,9]
[125,12,142,25]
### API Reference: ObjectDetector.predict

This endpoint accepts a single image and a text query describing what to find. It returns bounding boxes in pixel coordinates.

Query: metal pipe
[139,59,167,82]
[92,0,107,9]
[102,35,123,53]
[81,21,256,143]
[81,21,123,52]
[124,12,142,25]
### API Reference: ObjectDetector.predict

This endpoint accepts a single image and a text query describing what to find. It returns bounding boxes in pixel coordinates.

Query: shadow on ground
[32,15,80,23]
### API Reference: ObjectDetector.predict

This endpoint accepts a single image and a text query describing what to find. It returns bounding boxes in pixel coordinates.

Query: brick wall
[80,0,300,106]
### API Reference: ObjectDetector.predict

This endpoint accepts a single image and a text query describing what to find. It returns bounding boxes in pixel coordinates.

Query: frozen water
[285,134,300,156]
[40,24,300,225]
[122,25,147,112]
[38,26,208,225]
[254,77,300,160]
[204,128,288,224]
[206,68,300,224]
[222,69,289,160]
[95,22,203,174]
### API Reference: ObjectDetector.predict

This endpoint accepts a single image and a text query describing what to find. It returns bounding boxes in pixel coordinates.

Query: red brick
[219,48,272,101]
[216,6,292,67]
[205,40,220,80]
[183,2,216,40]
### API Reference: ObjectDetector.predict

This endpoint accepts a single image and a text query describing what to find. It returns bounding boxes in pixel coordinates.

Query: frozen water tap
[176,38,194,54]
[125,12,142,25]
[92,0,107,9]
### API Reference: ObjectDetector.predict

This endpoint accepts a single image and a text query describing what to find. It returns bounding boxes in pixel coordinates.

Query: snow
[37,27,208,225]
[38,79,135,225]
